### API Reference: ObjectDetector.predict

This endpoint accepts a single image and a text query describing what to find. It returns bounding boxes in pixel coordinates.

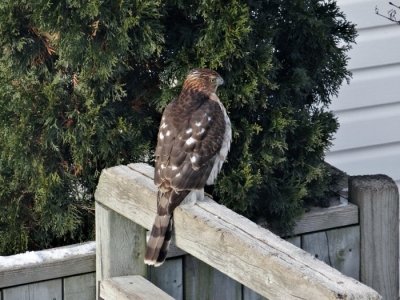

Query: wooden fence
[94,163,391,299]
[0,242,96,300]
[0,164,397,299]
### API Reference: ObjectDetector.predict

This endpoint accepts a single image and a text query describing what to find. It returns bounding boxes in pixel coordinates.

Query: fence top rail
[0,242,95,288]
[95,163,381,300]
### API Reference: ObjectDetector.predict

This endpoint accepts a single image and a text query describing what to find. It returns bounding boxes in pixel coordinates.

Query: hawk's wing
[154,95,226,191]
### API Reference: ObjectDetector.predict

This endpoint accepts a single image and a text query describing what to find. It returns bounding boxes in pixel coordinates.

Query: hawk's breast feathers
[154,89,231,192]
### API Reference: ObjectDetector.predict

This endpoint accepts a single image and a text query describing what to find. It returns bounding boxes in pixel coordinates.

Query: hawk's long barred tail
[144,190,189,266]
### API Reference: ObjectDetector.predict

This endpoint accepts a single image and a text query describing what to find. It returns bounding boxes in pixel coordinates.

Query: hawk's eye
[210,77,216,83]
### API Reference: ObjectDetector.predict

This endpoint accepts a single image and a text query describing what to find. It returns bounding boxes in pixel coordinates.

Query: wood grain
[302,226,360,280]
[292,202,358,235]
[302,232,331,265]
[63,273,96,300]
[94,164,381,300]
[285,236,301,248]
[184,255,242,300]
[242,287,266,300]
[242,235,301,300]
[235,236,301,300]
[2,279,62,300]
[350,175,399,300]
[326,226,360,280]
[100,275,173,300]
[149,258,183,299]
[95,201,147,299]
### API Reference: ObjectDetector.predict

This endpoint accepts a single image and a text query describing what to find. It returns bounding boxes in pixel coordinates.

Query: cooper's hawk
[144,68,232,266]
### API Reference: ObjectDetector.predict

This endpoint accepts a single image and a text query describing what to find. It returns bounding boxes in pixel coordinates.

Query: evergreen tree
[0,0,356,254]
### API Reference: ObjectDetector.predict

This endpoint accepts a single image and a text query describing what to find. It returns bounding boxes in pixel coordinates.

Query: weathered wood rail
[95,163,382,300]
[0,242,96,300]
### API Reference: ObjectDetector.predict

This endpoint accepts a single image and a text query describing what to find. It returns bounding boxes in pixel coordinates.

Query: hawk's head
[183,68,224,93]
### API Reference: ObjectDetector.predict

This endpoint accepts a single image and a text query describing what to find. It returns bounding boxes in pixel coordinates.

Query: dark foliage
[0,0,356,254]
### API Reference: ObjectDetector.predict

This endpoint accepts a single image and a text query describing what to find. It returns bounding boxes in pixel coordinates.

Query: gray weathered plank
[128,163,154,179]
[95,201,147,299]
[302,232,330,265]
[184,255,241,300]
[63,273,95,300]
[302,226,360,280]
[0,242,95,288]
[243,287,266,300]
[326,226,360,280]
[3,285,30,300]
[292,201,358,235]
[149,258,183,300]
[285,236,301,248]
[100,275,173,300]
[242,236,300,300]
[3,279,62,300]
[350,175,399,300]
[94,164,381,300]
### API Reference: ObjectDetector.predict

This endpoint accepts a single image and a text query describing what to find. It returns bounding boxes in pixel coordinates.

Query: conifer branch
[389,2,400,9]
[375,3,400,24]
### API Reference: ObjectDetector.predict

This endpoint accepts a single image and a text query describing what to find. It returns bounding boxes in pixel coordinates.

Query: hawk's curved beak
[217,77,224,86]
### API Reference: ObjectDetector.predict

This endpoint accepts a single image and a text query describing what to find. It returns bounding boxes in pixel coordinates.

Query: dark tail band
[144,214,172,266]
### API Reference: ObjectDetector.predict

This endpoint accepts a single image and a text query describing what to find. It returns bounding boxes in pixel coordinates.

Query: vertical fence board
[3,285,29,300]
[302,227,360,280]
[3,279,62,300]
[242,287,266,300]
[285,236,301,248]
[149,258,183,300]
[326,226,360,280]
[184,255,241,300]
[302,232,330,264]
[350,175,399,300]
[95,201,147,298]
[63,273,95,300]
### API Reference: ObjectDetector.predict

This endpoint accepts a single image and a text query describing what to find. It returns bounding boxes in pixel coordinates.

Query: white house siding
[326,0,400,187]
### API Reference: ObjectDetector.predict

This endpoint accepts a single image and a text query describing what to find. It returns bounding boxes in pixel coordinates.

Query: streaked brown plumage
[144,68,231,266]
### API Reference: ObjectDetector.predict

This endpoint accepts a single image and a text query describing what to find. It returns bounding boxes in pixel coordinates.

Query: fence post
[95,201,147,299]
[349,175,399,300]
